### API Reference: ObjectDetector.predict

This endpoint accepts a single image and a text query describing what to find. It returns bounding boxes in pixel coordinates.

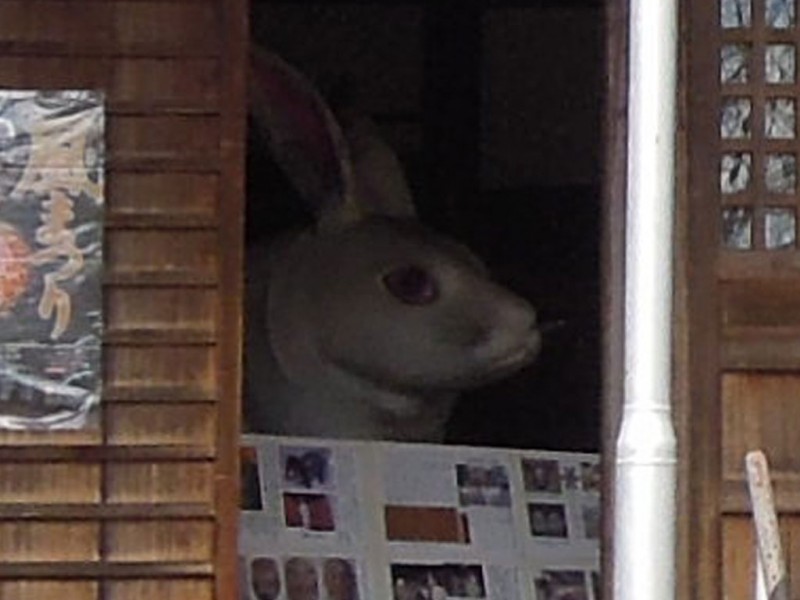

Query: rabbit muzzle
[462,301,542,386]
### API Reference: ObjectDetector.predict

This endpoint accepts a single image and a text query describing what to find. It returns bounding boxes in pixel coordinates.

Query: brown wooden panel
[108,115,219,165]
[722,328,800,370]
[786,517,800,597]
[722,475,800,513]
[106,579,212,600]
[722,280,800,328]
[719,252,800,281]
[109,59,219,108]
[722,373,800,478]
[106,404,216,447]
[105,387,215,403]
[104,519,214,562]
[105,230,218,283]
[0,504,211,520]
[105,462,214,504]
[0,581,98,600]
[107,173,218,219]
[721,516,755,600]
[105,288,216,337]
[0,58,218,109]
[0,428,102,447]
[0,2,219,56]
[0,522,99,561]
[720,279,800,368]
[0,562,212,578]
[0,463,101,503]
[0,446,214,463]
[104,346,216,395]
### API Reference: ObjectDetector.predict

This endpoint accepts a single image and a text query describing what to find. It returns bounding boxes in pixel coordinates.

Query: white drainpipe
[613,1,679,599]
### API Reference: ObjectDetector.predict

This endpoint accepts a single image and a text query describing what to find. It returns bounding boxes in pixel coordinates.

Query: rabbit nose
[510,299,538,331]
[494,301,539,344]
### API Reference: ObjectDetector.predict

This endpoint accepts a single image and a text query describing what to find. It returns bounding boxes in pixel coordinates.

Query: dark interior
[246,0,604,451]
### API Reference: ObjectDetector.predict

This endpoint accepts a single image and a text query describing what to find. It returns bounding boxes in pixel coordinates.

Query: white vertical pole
[613,0,679,599]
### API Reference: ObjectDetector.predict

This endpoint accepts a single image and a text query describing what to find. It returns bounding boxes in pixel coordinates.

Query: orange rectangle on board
[384,505,470,543]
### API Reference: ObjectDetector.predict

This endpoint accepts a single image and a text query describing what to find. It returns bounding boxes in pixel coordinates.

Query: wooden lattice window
[719,0,798,254]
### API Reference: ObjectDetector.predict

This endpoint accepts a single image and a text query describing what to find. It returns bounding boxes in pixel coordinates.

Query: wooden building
[0,2,246,599]
[5,0,798,598]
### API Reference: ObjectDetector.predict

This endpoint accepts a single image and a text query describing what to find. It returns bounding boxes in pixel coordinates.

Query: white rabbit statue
[244,48,542,442]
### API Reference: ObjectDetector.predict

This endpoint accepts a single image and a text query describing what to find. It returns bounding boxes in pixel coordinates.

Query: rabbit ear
[327,76,417,219]
[344,117,417,219]
[248,47,362,228]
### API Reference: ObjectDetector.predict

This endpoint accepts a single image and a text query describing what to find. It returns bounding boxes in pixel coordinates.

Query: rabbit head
[245,48,541,441]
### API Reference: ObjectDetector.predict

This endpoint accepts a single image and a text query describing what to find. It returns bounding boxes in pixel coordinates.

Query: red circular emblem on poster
[0,221,31,313]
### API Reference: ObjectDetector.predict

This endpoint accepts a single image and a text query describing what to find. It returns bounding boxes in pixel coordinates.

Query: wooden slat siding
[0,0,245,597]
[0,562,213,578]
[0,522,101,562]
[106,462,214,504]
[107,173,218,220]
[0,447,215,461]
[0,504,213,520]
[103,346,217,394]
[0,581,99,600]
[0,464,102,504]
[108,116,221,165]
[105,519,215,562]
[104,230,218,283]
[104,386,216,403]
[106,579,213,600]
[0,579,214,600]
[105,404,217,447]
[104,287,217,342]
[104,329,216,346]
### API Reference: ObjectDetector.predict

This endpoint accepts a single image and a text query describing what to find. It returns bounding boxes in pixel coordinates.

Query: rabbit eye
[382,265,439,305]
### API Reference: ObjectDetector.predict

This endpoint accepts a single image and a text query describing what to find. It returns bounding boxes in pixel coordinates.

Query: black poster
[0,91,104,430]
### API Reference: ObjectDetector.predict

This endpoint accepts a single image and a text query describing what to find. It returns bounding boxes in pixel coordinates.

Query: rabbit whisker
[538,319,567,335]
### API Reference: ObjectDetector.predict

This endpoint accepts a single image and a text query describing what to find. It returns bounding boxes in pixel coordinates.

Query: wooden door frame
[217,2,249,598]
[600,0,626,596]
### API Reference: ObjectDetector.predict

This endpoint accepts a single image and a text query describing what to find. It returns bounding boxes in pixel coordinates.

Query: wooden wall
[679,0,800,597]
[0,2,246,598]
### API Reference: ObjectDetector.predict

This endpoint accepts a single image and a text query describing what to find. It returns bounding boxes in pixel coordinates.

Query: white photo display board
[240,435,601,600]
